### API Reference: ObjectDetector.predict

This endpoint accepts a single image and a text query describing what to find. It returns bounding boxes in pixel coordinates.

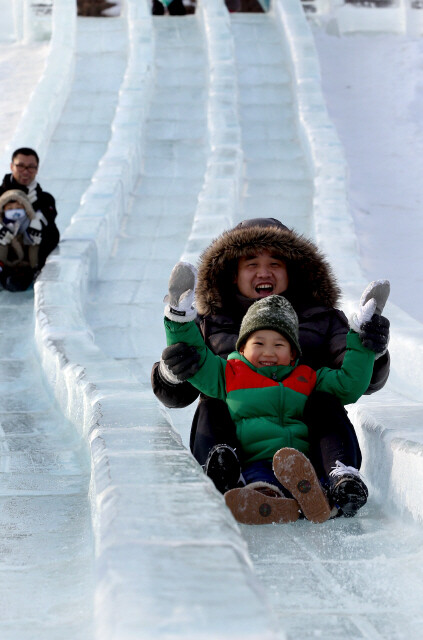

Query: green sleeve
[315,330,376,405]
[163,318,227,400]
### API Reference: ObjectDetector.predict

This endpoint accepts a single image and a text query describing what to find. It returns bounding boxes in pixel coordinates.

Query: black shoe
[168,0,187,14]
[204,444,242,494]
[329,473,368,518]
[152,0,165,14]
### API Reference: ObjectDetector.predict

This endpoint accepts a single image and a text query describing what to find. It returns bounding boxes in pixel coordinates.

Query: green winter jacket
[164,318,375,464]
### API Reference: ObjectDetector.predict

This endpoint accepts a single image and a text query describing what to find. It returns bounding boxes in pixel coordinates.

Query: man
[0,147,60,273]
[151,218,390,516]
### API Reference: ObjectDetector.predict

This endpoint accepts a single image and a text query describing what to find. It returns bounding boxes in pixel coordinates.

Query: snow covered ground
[1,0,423,638]
[312,22,423,324]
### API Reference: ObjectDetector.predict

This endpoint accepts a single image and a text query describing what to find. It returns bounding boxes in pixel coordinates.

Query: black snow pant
[189,391,362,485]
[304,391,362,485]
[0,264,35,292]
[190,396,241,467]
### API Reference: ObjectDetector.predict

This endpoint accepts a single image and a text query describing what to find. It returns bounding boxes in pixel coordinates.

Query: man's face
[235,251,289,299]
[10,154,38,186]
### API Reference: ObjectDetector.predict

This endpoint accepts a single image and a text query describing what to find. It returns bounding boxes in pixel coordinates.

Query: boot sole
[224,487,300,525]
[273,448,331,523]
[331,477,368,517]
[205,445,241,494]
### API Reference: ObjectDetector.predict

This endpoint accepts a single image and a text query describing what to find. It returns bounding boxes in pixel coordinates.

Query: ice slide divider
[274,0,423,522]
[0,0,76,173]
[182,0,243,262]
[33,0,279,637]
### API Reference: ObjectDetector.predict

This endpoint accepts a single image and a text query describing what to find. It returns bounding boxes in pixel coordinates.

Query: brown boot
[273,448,331,523]
[224,482,300,525]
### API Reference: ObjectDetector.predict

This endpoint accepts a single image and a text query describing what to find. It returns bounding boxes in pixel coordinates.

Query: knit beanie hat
[236,295,302,356]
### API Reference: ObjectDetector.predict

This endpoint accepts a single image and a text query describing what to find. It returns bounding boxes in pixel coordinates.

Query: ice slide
[1,0,423,638]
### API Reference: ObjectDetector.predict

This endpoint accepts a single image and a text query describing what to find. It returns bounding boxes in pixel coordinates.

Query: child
[163,262,389,525]
[0,190,42,291]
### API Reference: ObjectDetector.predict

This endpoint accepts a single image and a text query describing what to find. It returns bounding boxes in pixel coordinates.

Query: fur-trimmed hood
[0,189,35,221]
[196,219,341,315]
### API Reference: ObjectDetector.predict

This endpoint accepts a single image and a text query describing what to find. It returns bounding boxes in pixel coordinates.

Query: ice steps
[41,16,128,231]
[231,12,313,230]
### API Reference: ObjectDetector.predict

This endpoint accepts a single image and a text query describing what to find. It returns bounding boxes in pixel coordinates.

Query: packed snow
[312,22,423,324]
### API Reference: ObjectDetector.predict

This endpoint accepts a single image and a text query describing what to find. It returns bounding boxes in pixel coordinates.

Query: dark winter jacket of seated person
[163,291,376,466]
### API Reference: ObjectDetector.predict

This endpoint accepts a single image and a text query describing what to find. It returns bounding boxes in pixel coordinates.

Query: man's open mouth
[255,283,273,295]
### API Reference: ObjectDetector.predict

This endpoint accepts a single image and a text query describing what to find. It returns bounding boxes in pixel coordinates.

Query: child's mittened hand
[159,342,201,384]
[164,261,197,322]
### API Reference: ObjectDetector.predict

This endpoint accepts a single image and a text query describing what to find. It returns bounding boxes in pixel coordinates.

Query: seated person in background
[0,147,59,271]
[151,0,240,13]
[0,190,41,291]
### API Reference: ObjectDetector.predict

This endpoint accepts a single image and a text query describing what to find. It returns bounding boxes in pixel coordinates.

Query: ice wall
[314,0,423,36]
[181,0,243,262]
[1,0,75,169]
[12,0,54,43]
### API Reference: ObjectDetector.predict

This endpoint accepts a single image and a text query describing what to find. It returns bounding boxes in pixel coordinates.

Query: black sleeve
[35,189,58,224]
[151,361,200,409]
[365,351,390,394]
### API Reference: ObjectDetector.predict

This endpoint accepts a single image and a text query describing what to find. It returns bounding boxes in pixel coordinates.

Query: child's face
[240,329,294,368]
[3,200,27,224]
[4,201,20,211]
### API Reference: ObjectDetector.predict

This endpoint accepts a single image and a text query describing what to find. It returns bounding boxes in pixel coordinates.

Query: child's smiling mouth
[258,360,277,367]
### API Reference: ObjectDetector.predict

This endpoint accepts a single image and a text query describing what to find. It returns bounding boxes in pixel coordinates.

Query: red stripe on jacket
[226,360,317,396]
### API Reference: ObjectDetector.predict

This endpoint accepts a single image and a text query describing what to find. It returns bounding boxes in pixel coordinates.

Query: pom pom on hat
[236,295,302,356]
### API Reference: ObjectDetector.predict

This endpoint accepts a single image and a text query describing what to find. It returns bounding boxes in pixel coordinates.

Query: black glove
[160,342,201,383]
[359,314,390,356]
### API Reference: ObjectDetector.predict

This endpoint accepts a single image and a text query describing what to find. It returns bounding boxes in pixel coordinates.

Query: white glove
[350,280,390,332]
[0,221,17,246]
[27,213,43,245]
[164,261,197,323]
[360,279,390,316]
